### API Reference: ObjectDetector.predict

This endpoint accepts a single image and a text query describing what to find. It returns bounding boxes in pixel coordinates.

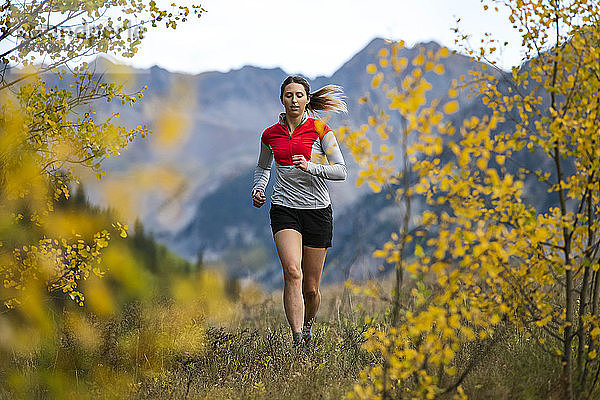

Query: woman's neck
[285,113,304,134]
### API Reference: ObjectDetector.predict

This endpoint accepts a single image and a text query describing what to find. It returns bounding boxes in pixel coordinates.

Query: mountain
[67,38,524,286]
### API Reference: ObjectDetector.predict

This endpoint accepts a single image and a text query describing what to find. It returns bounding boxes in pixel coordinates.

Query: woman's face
[281,82,309,118]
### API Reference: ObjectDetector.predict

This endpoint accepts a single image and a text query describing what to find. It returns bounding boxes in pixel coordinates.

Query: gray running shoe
[302,326,312,347]
[292,331,303,348]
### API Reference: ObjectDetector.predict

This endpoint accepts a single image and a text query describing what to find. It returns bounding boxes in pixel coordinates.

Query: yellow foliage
[83,276,116,316]
[346,4,600,398]
[371,73,384,89]
[412,53,425,66]
[154,107,189,148]
[443,101,459,114]
[0,1,212,398]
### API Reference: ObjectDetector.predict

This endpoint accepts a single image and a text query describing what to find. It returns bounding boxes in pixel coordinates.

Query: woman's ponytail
[308,85,347,114]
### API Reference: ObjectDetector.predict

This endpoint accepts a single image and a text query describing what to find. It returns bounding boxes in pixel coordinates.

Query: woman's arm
[305,130,347,180]
[252,140,273,195]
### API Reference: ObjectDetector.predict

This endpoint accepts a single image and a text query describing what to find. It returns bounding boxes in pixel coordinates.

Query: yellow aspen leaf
[412,53,425,66]
[443,346,455,360]
[415,244,425,258]
[366,64,377,74]
[448,315,461,329]
[476,158,488,170]
[434,64,445,75]
[368,181,381,193]
[371,73,383,88]
[439,47,449,57]
[589,349,597,359]
[395,57,408,71]
[444,101,459,114]
[536,315,551,327]
[373,250,386,258]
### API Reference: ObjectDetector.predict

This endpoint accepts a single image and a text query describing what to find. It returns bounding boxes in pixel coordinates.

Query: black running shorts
[269,204,333,248]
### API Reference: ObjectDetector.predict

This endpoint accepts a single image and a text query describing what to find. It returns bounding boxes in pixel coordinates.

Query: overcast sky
[113,0,524,78]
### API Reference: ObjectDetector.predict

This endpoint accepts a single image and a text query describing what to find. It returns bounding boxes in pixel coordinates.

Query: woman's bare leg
[274,229,304,335]
[301,246,327,332]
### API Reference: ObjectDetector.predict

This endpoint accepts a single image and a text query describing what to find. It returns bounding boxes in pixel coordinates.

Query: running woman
[251,75,347,348]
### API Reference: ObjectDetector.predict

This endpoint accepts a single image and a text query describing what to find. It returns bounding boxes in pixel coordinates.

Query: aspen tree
[344,1,600,398]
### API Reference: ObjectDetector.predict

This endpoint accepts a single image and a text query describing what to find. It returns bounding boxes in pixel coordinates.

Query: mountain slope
[69,38,545,285]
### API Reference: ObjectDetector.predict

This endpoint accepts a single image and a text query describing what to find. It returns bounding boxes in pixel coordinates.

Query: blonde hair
[280,76,347,114]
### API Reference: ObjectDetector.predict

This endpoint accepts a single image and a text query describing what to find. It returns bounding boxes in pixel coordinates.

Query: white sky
[112,0,525,78]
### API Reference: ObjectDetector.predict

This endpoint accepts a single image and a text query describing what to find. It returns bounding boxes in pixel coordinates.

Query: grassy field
[1,272,579,400]
[132,282,382,400]
[132,282,568,400]
[109,281,566,400]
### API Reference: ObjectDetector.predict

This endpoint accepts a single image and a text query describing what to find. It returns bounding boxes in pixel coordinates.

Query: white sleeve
[305,130,347,180]
[252,140,273,194]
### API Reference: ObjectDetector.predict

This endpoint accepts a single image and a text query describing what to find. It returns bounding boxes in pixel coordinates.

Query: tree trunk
[564,266,574,400]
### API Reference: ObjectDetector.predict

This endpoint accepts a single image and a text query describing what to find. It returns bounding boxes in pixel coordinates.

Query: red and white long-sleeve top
[252,113,346,209]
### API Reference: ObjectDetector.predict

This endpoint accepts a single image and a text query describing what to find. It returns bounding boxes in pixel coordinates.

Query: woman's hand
[292,154,308,171]
[252,190,266,208]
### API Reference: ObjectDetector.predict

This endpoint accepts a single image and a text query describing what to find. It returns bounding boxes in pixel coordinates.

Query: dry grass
[2,273,589,400]
[133,281,382,399]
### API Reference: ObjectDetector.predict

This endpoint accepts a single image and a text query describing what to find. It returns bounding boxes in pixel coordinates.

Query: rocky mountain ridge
[71,38,518,286]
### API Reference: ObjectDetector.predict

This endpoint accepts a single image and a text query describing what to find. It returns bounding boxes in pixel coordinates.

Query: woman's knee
[302,285,319,299]
[283,262,302,282]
